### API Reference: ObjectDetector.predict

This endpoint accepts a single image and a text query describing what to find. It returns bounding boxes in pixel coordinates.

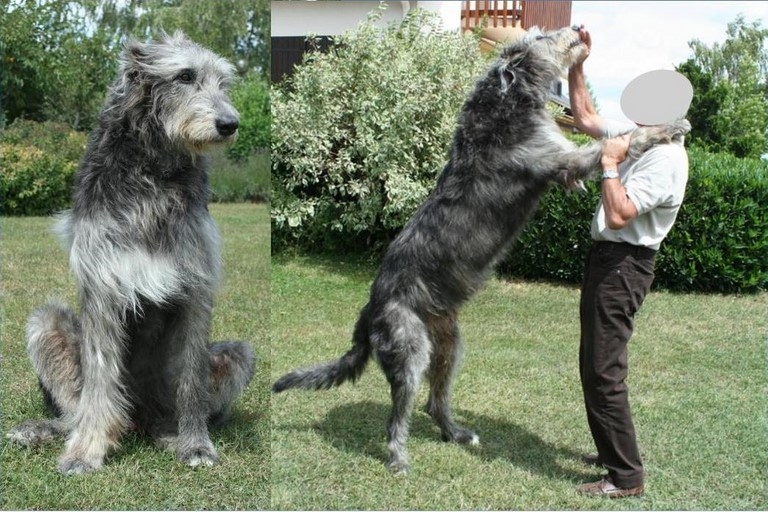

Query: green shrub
[500,146,768,293]
[497,181,597,284]
[1,120,86,216]
[271,7,489,252]
[654,147,768,293]
[226,73,271,162]
[210,148,271,203]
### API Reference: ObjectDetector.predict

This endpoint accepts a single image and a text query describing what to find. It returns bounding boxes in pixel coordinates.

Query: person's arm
[568,26,605,139]
[600,135,638,229]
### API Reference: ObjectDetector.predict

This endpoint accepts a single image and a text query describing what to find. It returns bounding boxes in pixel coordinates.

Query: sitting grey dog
[7,32,255,474]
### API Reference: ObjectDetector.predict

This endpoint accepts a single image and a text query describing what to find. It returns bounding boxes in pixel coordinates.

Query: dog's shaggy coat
[273,26,690,474]
[7,32,255,474]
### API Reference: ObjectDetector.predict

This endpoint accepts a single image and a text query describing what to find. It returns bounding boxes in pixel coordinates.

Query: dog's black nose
[572,25,581,32]
[215,116,239,137]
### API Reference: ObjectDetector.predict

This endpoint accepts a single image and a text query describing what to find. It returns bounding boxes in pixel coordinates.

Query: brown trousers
[579,241,656,489]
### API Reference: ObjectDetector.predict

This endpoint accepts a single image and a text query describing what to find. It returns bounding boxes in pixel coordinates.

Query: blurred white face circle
[621,70,693,125]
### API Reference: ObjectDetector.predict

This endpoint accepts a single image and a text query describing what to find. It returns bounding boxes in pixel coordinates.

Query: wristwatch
[602,169,619,180]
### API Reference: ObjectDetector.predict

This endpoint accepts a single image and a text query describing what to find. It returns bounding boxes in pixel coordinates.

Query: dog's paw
[153,433,178,451]
[669,118,691,135]
[386,459,410,477]
[441,428,480,446]
[556,168,594,192]
[177,443,220,468]
[7,420,65,448]
[58,456,101,475]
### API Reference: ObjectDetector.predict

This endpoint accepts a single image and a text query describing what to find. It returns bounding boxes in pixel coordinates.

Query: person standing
[568,25,693,498]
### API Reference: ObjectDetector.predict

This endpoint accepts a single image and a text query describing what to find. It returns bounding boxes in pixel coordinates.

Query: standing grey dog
[7,32,255,474]
[273,26,690,474]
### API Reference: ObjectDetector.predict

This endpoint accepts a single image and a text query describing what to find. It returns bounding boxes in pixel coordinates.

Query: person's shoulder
[635,142,688,172]
[645,141,688,160]
[602,118,636,139]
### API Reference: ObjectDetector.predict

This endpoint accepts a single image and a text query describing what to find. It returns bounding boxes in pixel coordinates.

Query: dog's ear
[123,39,151,73]
[498,54,524,94]
[498,62,514,94]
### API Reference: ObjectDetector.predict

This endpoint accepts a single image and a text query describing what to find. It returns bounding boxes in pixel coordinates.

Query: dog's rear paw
[386,459,410,477]
[441,428,480,446]
[7,420,66,448]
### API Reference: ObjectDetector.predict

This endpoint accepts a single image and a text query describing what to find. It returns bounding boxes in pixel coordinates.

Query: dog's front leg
[58,303,130,474]
[171,295,220,467]
[545,142,604,189]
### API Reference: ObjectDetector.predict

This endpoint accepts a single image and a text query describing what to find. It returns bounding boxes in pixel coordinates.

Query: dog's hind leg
[374,302,431,475]
[207,341,256,426]
[6,302,82,447]
[27,302,83,417]
[425,313,479,446]
[153,341,255,452]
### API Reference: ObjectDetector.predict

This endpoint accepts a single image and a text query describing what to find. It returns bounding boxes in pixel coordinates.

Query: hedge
[226,73,271,162]
[499,145,768,293]
[1,120,86,216]
[2,115,271,215]
[275,124,767,294]
[653,147,768,293]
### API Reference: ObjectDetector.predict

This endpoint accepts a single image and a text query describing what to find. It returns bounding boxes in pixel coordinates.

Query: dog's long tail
[272,303,372,393]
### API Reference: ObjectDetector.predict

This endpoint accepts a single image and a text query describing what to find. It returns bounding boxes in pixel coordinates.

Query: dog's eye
[176,70,196,83]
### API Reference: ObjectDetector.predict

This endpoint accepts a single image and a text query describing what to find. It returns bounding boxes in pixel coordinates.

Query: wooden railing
[461,0,572,31]
[461,0,523,29]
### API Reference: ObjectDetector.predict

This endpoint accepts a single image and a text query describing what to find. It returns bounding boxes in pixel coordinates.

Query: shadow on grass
[105,408,265,466]
[273,252,380,286]
[301,400,589,481]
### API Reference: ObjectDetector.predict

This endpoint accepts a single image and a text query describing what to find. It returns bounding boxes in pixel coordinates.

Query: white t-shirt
[591,121,689,250]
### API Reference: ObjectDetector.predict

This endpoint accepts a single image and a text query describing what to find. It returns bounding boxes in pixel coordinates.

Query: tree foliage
[1,0,270,130]
[678,15,768,158]
[0,0,120,129]
[134,0,270,76]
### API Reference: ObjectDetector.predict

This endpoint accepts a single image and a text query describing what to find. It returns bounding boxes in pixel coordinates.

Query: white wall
[416,1,462,31]
[272,1,406,37]
[272,1,462,37]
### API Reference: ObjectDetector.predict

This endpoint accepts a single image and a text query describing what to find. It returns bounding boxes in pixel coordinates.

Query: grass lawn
[2,203,271,510]
[271,254,767,510]
[209,147,271,203]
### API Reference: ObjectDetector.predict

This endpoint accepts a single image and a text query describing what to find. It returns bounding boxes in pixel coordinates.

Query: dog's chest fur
[62,135,221,307]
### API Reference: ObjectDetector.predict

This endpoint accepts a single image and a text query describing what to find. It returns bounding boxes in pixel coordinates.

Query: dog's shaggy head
[496,25,585,98]
[108,31,240,153]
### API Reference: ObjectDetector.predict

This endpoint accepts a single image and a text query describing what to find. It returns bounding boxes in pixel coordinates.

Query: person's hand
[574,24,592,66]
[601,134,631,169]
